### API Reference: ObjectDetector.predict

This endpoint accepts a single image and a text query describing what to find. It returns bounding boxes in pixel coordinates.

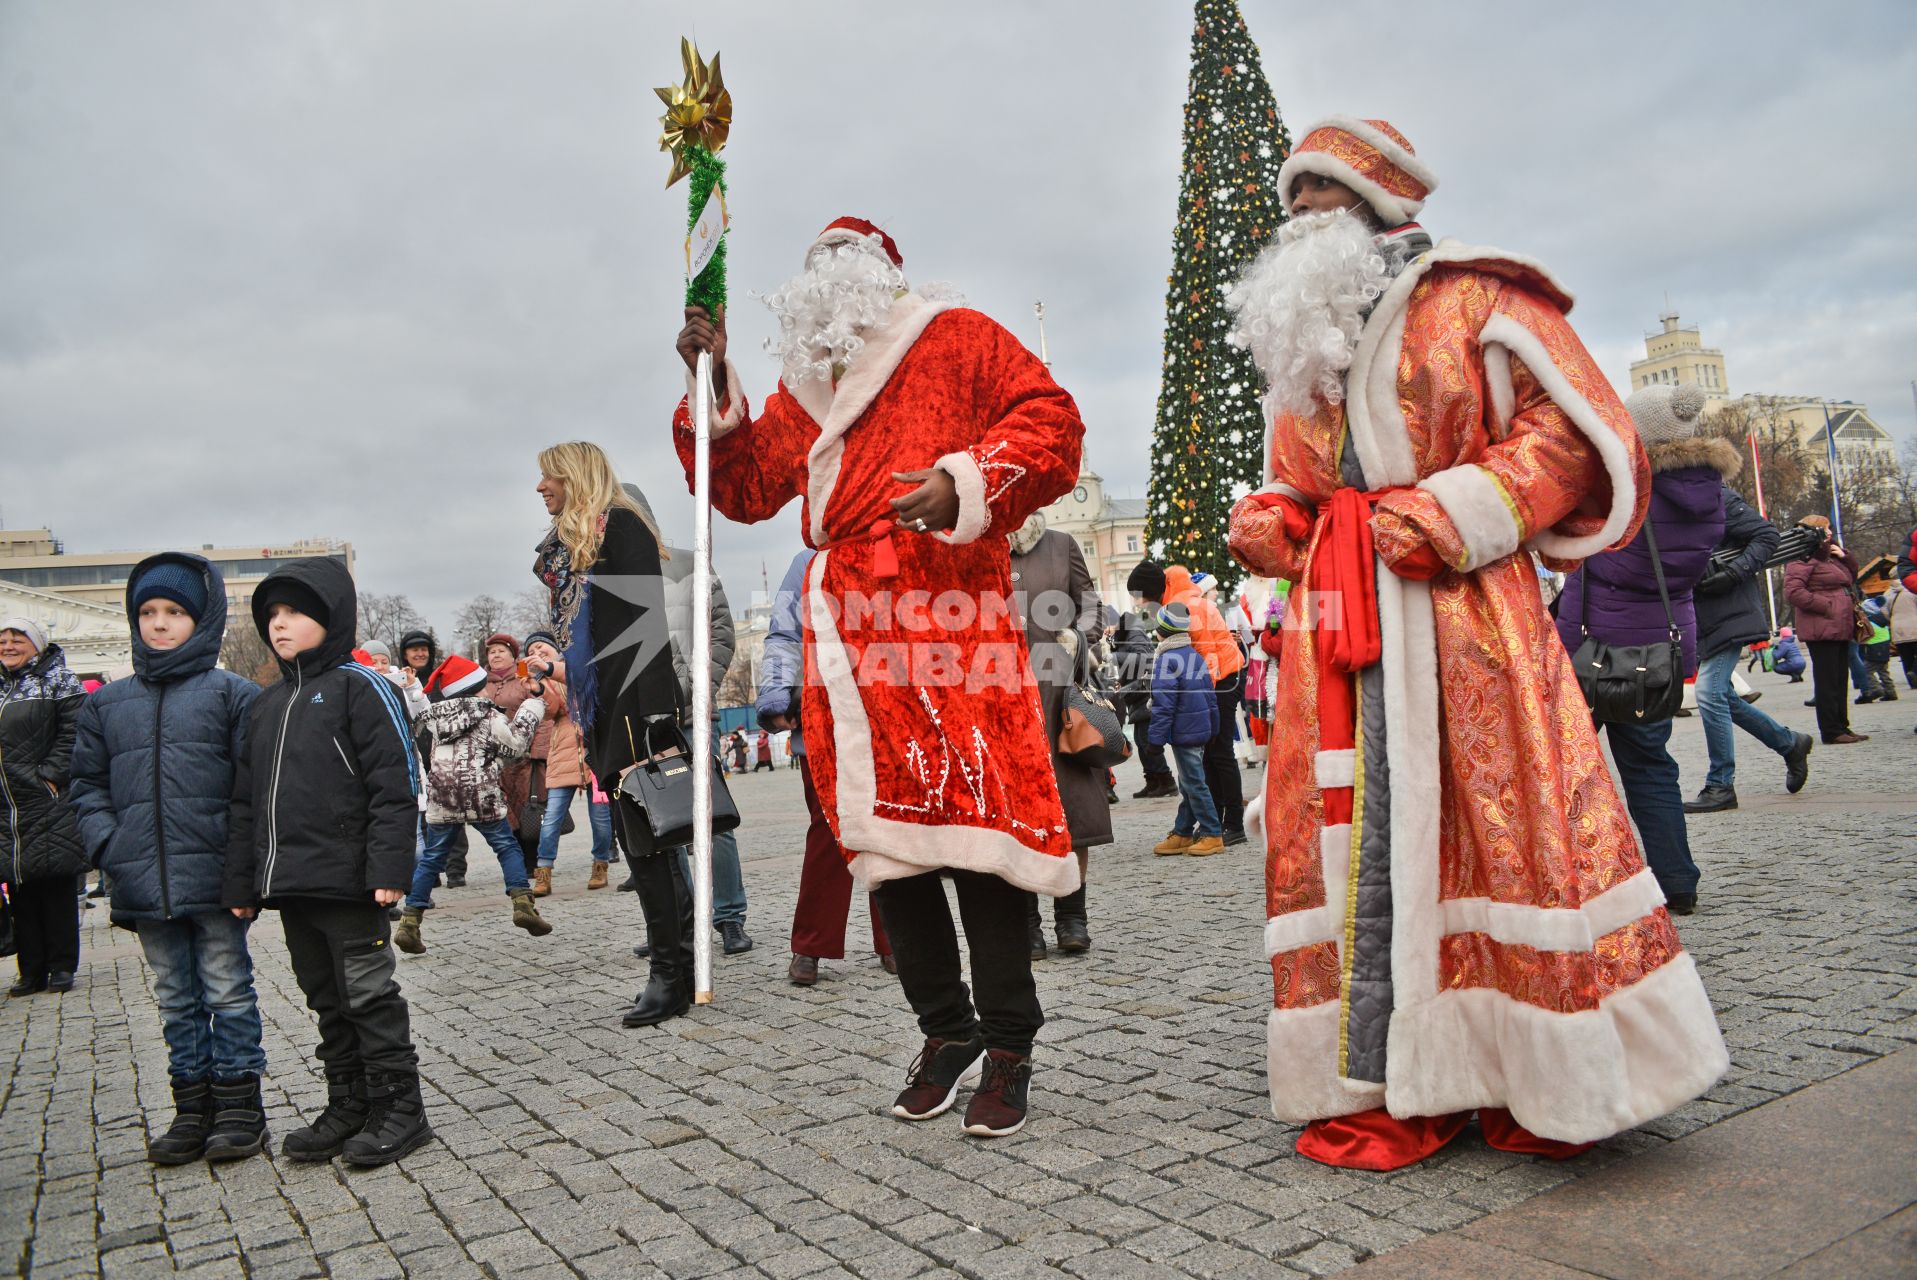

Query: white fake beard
[1226,209,1392,417]
[761,241,909,386]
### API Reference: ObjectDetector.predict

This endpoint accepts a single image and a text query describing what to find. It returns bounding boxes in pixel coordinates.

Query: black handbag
[1569,519,1685,725]
[617,717,740,850]
[1057,650,1132,769]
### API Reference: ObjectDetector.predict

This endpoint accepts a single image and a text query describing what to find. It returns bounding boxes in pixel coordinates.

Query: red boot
[1295,1108,1471,1171]
[1477,1107,1595,1160]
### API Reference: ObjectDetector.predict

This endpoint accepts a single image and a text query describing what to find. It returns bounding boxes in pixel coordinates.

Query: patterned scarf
[533,514,605,731]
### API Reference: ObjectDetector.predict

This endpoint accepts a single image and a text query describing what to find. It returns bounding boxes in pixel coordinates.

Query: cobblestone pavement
[4,666,1914,1279]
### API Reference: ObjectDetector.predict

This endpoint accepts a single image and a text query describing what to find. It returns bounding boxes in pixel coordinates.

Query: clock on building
[1074,485,1089,504]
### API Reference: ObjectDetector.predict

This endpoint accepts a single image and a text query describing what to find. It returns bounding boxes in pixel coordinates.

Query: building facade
[1039,460,1150,608]
[1628,311,1731,408]
[0,579,129,677]
[0,529,354,610]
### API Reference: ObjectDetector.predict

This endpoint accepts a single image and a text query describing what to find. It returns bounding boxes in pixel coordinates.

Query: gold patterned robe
[1227,241,1728,1143]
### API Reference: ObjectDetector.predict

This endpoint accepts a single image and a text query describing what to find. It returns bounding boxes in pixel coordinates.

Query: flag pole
[1749,429,1778,632]
[691,351,715,1004]
[1822,401,1847,544]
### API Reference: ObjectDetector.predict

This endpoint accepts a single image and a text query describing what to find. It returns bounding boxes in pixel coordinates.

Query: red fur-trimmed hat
[1277,117,1437,226]
[809,216,903,268]
[425,653,487,700]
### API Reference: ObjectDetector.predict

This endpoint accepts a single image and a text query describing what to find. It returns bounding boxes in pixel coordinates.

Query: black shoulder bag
[1570,519,1685,725]
[617,715,741,852]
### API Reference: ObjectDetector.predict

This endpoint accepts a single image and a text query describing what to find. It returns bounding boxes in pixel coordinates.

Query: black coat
[1695,488,1781,662]
[0,644,87,886]
[1110,608,1158,725]
[223,557,420,907]
[68,554,260,921]
[576,507,682,783]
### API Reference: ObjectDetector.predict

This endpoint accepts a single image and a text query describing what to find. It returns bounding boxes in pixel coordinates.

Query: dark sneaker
[962,1049,1032,1138]
[1682,785,1738,814]
[1665,892,1697,916]
[720,921,754,955]
[1784,733,1813,794]
[1222,826,1248,847]
[891,1036,985,1121]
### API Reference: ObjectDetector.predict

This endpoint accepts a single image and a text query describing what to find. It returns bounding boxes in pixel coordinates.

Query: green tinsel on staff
[657,39,732,310]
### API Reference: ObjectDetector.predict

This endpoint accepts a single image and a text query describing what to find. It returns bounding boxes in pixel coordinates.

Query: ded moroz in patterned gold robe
[1227,239,1728,1144]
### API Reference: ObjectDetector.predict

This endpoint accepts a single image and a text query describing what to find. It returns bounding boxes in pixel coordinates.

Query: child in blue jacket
[67,554,266,1164]
[1147,603,1223,856]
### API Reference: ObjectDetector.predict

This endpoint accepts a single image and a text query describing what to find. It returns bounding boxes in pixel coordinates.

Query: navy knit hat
[1156,602,1191,635]
[1128,559,1168,601]
[132,561,209,623]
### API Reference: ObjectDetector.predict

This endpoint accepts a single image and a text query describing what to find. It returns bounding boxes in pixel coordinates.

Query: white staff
[690,352,715,1005]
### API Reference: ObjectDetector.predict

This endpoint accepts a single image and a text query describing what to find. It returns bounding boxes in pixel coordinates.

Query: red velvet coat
[673,299,1084,896]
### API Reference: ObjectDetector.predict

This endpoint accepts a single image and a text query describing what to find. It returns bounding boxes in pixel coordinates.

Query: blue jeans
[1169,743,1220,838]
[1849,643,1869,692]
[135,912,267,1084]
[408,818,528,909]
[537,786,613,868]
[1696,648,1798,789]
[675,828,746,926]
[1605,720,1700,897]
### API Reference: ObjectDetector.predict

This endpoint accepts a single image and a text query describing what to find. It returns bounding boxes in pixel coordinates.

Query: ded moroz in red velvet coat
[672,296,1085,896]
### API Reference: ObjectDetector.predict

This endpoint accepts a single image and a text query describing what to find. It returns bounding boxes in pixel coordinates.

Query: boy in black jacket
[223,558,431,1166]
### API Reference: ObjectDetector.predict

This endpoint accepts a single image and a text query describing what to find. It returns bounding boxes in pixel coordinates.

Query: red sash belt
[816,519,902,581]
[1307,486,1406,674]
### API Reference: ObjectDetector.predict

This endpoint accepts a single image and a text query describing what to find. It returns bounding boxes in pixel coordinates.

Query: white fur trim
[683,359,748,438]
[806,553,1080,899]
[1263,824,1350,958]
[1313,748,1356,790]
[1418,464,1522,570]
[1384,953,1729,1143]
[1439,867,1665,953]
[802,294,958,545]
[931,451,989,545]
[1268,1004,1385,1123]
[1244,766,1268,847]
[1310,116,1440,189]
[1479,312,1639,561]
[1484,342,1514,439]
[1250,480,1312,509]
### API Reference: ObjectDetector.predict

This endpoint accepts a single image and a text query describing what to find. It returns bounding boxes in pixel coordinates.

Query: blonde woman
[533,443,686,1025]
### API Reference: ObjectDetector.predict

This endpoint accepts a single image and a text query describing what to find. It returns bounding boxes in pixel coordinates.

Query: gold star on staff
[656,38,731,187]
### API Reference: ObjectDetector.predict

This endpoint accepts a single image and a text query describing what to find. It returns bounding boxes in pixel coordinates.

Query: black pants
[1807,640,1854,742]
[10,878,80,982]
[280,899,417,1075]
[1202,677,1244,816]
[443,824,469,879]
[1896,641,1917,687]
[874,869,1042,1056]
[1132,719,1171,779]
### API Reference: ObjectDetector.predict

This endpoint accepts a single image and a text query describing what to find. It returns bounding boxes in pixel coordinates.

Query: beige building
[0,579,130,676]
[1768,400,1898,469]
[0,528,354,611]
[1039,459,1149,608]
[1629,311,1731,408]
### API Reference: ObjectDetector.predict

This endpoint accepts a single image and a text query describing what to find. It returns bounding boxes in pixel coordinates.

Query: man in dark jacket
[1686,491,1814,812]
[225,557,431,1167]
[68,553,268,1162]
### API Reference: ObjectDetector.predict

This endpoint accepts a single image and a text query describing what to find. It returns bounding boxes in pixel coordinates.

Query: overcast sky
[4,1,1913,638]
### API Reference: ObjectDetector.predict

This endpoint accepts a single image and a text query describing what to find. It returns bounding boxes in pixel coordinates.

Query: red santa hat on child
[425,653,487,700]
[807,217,903,269]
[1276,117,1437,226]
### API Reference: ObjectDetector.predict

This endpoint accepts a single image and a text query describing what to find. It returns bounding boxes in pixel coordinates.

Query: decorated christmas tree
[1145,0,1291,588]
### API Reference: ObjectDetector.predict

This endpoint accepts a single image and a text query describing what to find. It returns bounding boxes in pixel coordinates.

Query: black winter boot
[341,1070,433,1166]
[622,854,692,1027]
[1053,888,1090,953]
[146,1079,213,1165]
[203,1074,269,1161]
[282,1070,371,1162]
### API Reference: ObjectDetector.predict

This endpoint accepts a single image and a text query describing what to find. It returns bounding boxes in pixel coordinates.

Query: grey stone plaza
[3,666,1912,1278]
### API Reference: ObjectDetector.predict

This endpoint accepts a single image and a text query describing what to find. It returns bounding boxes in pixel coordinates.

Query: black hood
[126,552,228,684]
[397,628,439,673]
[252,556,358,679]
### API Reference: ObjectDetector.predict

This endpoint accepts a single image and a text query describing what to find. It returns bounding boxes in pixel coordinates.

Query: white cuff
[683,359,747,439]
[931,450,990,545]
[1418,463,1521,570]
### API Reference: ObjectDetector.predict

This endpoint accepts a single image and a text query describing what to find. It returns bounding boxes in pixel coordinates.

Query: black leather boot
[341,1070,433,1166]
[203,1074,268,1161]
[623,854,692,1027]
[282,1070,370,1162]
[1053,888,1090,953]
[146,1079,213,1165]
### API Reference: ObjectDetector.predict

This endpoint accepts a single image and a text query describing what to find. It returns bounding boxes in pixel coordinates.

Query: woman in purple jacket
[1556,385,1740,914]
[1783,517,1866,745]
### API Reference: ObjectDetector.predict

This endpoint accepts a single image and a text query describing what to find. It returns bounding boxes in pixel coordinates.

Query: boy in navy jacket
[1147,603,1223,856]
[69,554,266,1164]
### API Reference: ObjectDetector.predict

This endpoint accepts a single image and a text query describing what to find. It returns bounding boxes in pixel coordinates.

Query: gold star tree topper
[656,38,731,187]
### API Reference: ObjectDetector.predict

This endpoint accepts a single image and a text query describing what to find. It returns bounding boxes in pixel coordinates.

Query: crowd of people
[4,114,1914,1177]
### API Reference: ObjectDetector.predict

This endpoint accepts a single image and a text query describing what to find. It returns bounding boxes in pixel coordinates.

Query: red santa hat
[1276,117,1437,226]
[425,653,487,700]
[808,216,903,269]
